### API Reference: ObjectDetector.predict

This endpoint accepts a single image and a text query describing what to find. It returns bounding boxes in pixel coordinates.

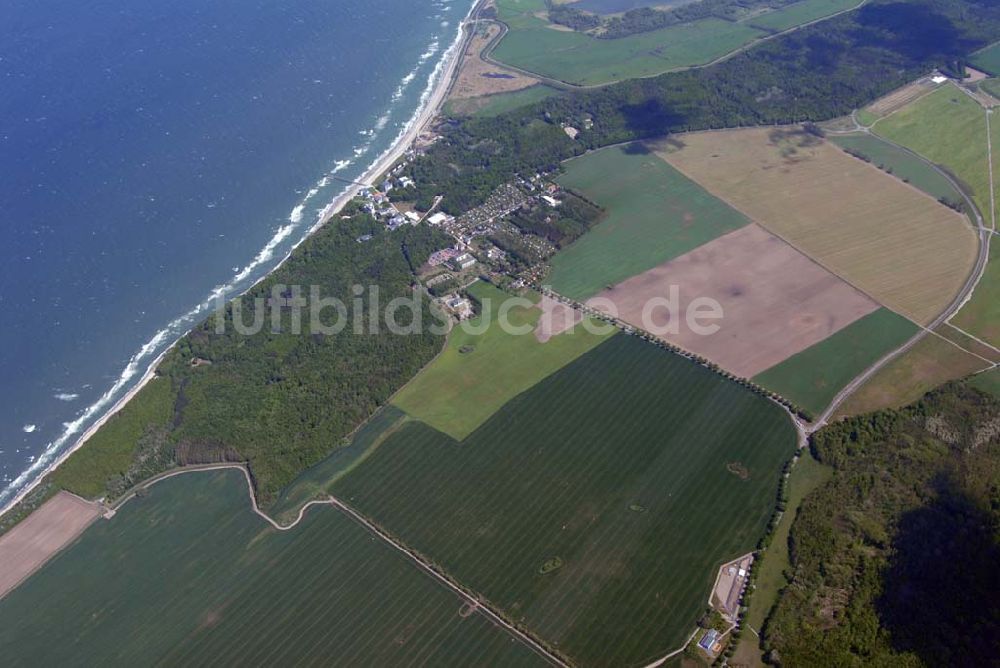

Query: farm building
[699,629,720,653]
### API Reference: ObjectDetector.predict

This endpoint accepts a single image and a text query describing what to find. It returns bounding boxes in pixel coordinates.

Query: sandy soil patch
[964,67,989,83]
[655,127,978,324]
[867,79,939,117]
[534,295,583,342]
[0,491,101,599]
[585,224,879,377]
[449,24,538,101]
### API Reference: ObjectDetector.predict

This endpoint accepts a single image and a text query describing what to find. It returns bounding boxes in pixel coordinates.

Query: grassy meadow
[747,0,862,32]
[733,451,832,665]
[753,308,918,417]
[829,133,966,204]
[548,144,749,300]
[335,334,797,666]
[392,282,613,439]
[970,367,1000,398]
[834,332,990,417]
[952,240,1000,349]
[491,0,765,85]
[874,84,991,222]
[971,41,1000,75]
[0,470,545,667]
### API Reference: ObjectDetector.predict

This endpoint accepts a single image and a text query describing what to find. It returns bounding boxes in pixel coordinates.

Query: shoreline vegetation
[0,2,479,522]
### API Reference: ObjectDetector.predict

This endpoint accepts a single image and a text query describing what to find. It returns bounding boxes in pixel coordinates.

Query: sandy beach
[0,4,479,521]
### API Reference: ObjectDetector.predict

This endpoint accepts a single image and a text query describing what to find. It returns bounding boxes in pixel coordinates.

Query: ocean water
[0,0,471,507]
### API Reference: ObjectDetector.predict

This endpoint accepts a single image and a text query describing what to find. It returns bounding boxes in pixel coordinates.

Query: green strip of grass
[268,405,408,523]
[970,367,1000,399]
[971,41,1000,75]
[392,281,613,439]
[873,84,990,222]
[753,308,919,417]
[472,85,561,117]
[747,0,862,32]
[829,133,965,204]
[549,144,750,300]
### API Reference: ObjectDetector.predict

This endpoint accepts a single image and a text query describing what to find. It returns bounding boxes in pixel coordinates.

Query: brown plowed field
[586,224,880,377]
[0,492,101,599]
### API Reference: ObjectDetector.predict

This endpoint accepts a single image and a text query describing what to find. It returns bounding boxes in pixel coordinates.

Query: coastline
[0,3,478,520]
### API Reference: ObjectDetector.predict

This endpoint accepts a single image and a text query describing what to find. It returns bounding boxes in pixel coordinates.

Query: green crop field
[980,77,1000,99]
[548,144,749,300]
[392,281,613,439]
[491,0,765,85]
[335,334,797,666]
[829,133,966,205]
[874,84,991,222]
[0,470,546,667]
[952,241,1000,347]
[753,308,919,417]
[970,367,1000,398]
[747,0,862,32]
[972,41,1000,75]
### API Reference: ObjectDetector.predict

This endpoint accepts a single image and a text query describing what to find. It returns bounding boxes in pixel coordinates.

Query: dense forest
[408,0,1000,214]
[763,383,1000,666]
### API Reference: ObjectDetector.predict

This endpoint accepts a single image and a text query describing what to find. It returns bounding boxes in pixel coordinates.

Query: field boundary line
[945,322,1000,356]
[108,463,334,531]
[926,327,998,367]
[107,464,566,664]
[480,0,868,89]
[329,496,569,668]
[866,78,944,131]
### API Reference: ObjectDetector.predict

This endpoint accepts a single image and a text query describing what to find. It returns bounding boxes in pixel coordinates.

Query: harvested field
[586,224,880,378]
[656,127,978,324]
[834,333,991,417]
[0,471,545,666]
[0,492,101,599]
[864,79,939,117]
[335,334,797,666]
[449,23,537,101]
[752,308,918,417]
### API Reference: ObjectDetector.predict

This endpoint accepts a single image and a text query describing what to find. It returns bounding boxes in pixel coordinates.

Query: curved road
[814,103,995,428]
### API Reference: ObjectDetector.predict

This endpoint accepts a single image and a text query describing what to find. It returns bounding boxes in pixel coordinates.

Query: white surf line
[0,2,480,522]
[329,496,569,668]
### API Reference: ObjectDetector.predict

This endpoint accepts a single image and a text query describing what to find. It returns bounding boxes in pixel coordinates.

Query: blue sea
[0,0,472,508]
